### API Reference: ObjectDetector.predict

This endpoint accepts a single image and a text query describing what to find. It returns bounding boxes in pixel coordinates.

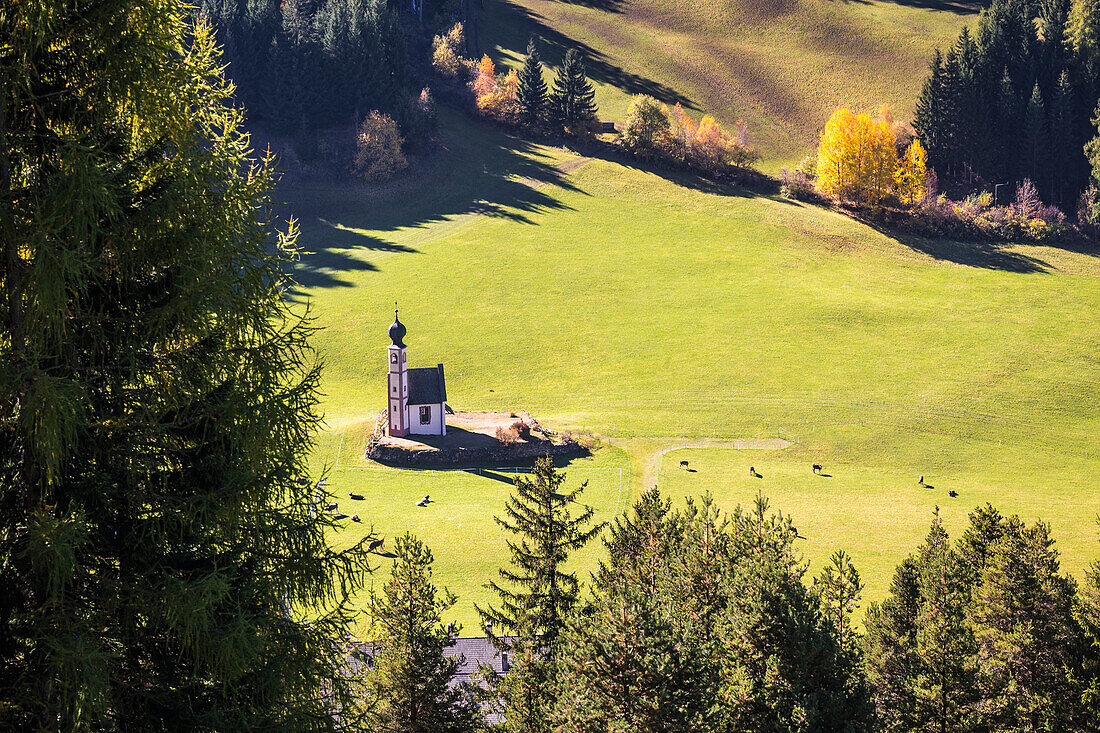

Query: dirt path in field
[606,436,792,493]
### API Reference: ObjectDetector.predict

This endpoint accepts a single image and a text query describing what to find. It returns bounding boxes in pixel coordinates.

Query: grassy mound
[474,0,982,167]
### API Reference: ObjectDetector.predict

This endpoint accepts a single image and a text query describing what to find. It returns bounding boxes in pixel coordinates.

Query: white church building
[386,310,447,437]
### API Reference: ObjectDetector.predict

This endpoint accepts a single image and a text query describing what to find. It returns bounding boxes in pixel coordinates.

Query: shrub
[621,95,670,158]
[496,426,519,444]
[352,111,408,181]
[779,167,820,202]
[1013,178,1042,220]
[432,23,465,78]
[511,420,531,440]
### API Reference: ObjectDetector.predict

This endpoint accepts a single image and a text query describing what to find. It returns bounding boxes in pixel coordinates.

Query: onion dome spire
[388,305,407,347]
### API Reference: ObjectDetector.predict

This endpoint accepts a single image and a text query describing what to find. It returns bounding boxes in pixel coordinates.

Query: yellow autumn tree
[817,106,899,205]
[895,138,928,205]
[472,55,496,99]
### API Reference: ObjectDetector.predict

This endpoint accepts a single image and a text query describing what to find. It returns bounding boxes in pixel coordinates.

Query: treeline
[198,0,413,135]
[913,0,1100,207]
[364,457,1100,731]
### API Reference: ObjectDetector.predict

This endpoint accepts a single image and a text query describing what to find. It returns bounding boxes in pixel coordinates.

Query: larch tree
[0,1,374,729]
[516,39,548,128]
[895,139,929,206]
[366,533,481,733]
[816,106,900,205]
[550,48,597,134]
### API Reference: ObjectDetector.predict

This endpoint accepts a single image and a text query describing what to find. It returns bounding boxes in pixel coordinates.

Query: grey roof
[448,636,511,683]
[408,364,446,405]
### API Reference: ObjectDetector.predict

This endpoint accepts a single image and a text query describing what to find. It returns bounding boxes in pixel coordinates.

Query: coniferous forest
[914,0,1100,208]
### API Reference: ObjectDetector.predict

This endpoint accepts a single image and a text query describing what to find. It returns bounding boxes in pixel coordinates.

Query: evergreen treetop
[516,39,549,127]
[551,48,598,132]
[367,533,481,733]
[476,456,604,650]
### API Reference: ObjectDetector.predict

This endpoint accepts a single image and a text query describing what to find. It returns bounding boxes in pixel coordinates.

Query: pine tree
[550,48,598,133]
[911,511,977,733]
[864,558,924,732]
[516,39,548,128]
[0,2,374,728]
[366,533,481,733]
[914,48,948,171]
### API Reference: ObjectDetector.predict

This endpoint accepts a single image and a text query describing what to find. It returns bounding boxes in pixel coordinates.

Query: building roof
[408,364,446,405]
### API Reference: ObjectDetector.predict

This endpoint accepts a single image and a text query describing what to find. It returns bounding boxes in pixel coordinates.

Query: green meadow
[474,0,980,167]
[290,109,1099,628]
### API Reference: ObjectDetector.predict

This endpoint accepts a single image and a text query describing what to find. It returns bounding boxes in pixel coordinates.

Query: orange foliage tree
[817,106,900,205]
[472,56,519,122]
[665,103,760,173]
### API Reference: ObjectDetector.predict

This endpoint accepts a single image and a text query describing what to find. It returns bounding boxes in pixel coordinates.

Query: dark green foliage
[516,40,549,128]
[550,48,598,133]
[915,0,1095,206]
[0,1,374,729]
[865,505,1090,733]
[477,456,603,647]
[554,490,873,733]
[476,457,603,733]
[1076,518,1100,723]
[199,0,408,134]
[366,533,482,733]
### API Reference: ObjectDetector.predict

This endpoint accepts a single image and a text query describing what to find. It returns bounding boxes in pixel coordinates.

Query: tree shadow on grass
[479,0,693,109]
[280,112,586,298]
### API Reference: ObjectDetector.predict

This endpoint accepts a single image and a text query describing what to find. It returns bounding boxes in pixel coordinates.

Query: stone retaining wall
[367,437,588,468]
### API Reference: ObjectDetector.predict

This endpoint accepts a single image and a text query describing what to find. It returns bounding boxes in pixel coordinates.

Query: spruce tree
[914,49,949,174]
[516,39,548,128]
[475,456,603,733]
[477,456,604,648]
[0,2,374,728]
[550,48,598,133]
[366,533,481,733]
[1024,82,1051,196]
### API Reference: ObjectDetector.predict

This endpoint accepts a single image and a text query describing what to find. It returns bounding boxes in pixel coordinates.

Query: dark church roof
[407,364,447,405]
[388,311,406,348]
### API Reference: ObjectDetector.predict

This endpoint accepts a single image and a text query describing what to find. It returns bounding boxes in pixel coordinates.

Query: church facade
[386,311,447,437]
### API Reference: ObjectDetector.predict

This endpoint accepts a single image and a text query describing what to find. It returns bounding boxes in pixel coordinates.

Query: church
[386,310,447,437]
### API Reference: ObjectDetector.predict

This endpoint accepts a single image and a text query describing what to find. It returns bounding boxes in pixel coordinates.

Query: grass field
[289,108,1099,627]
[472,0,981,167]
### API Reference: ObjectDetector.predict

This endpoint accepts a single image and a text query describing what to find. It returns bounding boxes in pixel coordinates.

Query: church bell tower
[387,309,409,437]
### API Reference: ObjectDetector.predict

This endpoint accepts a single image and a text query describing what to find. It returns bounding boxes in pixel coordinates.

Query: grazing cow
[349,493,364,500]
[749,466,761,478]
[948,490,958,498]
[918,475,924,485]
[680,460,689,469]
[417,494,430,506]
[789,526,805,539]
[324,502,338,511]
[368,538,384,552]
[812,464,823,474]
[352,514,361,522]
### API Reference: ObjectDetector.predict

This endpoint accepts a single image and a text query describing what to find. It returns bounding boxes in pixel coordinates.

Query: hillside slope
[475,0,981,167]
